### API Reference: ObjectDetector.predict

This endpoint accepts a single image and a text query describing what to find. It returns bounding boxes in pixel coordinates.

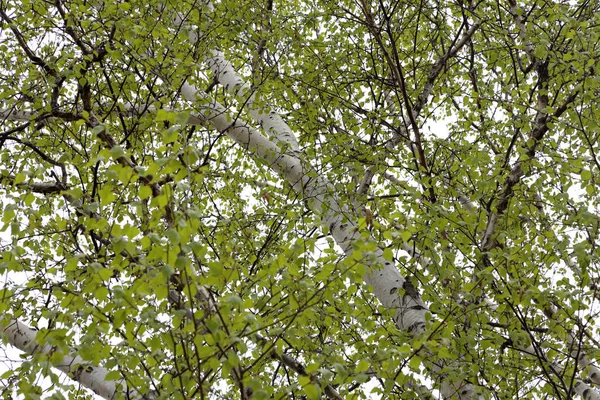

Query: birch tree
[1,0,599,398]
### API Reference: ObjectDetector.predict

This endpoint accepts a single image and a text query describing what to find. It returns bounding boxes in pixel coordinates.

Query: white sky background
[1,63,597,398]
[0,102,596,399]
[0,109,531,400]
[0,117,449,400]
[1,2,599,399]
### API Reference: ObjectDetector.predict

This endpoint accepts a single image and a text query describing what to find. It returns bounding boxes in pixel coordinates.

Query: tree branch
[1,319,152,400]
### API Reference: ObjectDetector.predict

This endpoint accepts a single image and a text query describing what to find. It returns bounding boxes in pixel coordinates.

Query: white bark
[173,0,429,331]
[3,4,591,399]
[179,84,429,333]
[1,319,149,400]
[0,108,40,122]
[0,43,463,400]
[183,88,485,398]
[574,381,600,400]
[570,338,600,387]
[0,2,429,341]
[204,50,300,156]
[171,10,300,157]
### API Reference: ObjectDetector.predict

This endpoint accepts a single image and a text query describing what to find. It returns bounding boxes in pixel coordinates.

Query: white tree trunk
[1,319,150,400]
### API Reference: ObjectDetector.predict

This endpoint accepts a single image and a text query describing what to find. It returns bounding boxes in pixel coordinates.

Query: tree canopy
[0,0,599,398]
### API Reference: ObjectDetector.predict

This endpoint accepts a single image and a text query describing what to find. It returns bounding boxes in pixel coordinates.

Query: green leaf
[109,146,125,159]
[400,231,412,243]
[581,169,592,181]
[176,111,191,125]
[14,173,26,185]
[98,268,113,282]
[2,3,598,400]
[105,370,122,381]
[165,229,181,245]
[94,286,109,302]
[139,185,152,200]
[408,356,421,371]
[382,248,393,262]
[156,109,176,123]
[304,384,320,400]
[92,125,105,135]
[356,359,370,373]
[163,125,180,144]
